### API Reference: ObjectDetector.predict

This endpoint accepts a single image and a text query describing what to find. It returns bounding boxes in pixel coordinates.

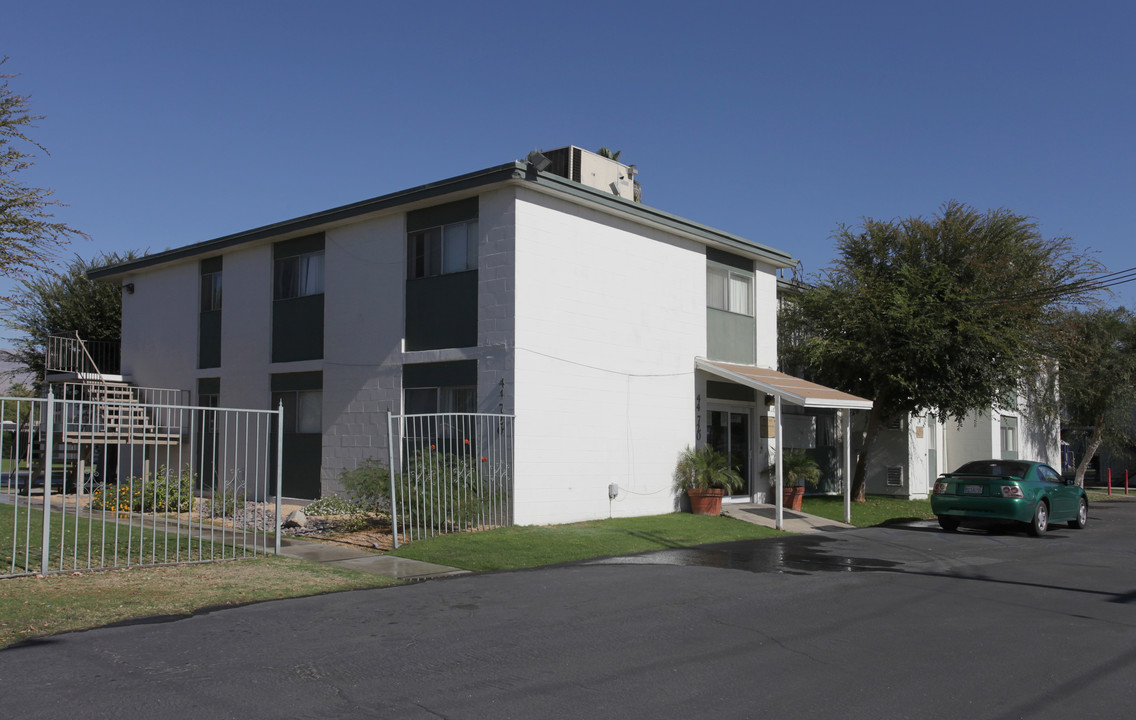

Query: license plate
[964,484,985,495]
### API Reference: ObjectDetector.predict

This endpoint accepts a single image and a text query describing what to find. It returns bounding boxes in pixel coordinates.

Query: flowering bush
[91,465,197,513]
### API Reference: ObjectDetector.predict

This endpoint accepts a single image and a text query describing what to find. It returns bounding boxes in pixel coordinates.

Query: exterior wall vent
[886,466,904,487]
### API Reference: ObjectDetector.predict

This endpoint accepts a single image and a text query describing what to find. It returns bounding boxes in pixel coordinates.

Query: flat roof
[89,161,796,279]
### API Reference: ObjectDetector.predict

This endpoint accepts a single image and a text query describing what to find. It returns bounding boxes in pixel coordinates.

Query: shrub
[304,495,367,516]
[339,452,510,533]
[91,465,196,513]
[340,459,392,513]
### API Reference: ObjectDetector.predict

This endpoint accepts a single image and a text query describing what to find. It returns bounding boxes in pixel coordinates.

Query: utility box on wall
[759,416,776,438]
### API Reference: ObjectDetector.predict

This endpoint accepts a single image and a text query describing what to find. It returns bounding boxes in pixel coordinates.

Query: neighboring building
[90,146,869,525]
[862,399,1061,499]
[777,279,1061,499]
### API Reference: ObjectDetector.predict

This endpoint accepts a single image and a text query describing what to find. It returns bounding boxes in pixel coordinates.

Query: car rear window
[954,461,1031,478]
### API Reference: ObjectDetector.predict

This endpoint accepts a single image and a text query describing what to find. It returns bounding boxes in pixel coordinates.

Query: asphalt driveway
[2,502,1135,719]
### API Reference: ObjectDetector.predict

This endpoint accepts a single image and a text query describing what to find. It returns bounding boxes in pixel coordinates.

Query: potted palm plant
[674,445,745,516]
[768,449,821,511]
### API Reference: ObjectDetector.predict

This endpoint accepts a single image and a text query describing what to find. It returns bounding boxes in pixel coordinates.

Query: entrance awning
[695,359,873,410]
[695,358,873,529]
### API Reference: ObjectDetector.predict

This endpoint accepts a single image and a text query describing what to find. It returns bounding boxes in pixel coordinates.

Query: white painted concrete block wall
[511,189,705,524]
[321,215,406,493]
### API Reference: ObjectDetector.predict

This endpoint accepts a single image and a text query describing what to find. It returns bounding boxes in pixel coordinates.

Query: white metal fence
[386,412,515,548]
[1,390,283,579]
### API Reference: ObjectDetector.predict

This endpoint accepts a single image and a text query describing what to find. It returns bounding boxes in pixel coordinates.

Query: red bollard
[1127,469,1130,495]
[1108,467,1112,495]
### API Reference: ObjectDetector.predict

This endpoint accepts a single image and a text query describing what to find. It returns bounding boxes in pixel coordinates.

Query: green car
[931,460,1088,536]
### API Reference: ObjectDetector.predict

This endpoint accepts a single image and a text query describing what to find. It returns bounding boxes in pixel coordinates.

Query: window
[707,265,753,316]
[200,270,222,312]
[1001,417,1018,458]
[275,251,324,299]
[274,389,323,434]
[407,220,478,279]
[404,386,477,414]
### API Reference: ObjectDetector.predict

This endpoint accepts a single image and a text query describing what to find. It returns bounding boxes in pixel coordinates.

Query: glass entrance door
[708,409,751,497]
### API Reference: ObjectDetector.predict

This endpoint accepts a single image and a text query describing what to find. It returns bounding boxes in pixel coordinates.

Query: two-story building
[90,146,870,525]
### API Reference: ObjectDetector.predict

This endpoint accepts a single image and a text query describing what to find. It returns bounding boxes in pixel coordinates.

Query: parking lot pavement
[2,501,1134,719]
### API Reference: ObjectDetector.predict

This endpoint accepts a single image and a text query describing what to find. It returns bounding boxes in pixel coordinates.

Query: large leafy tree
[2,252,137,391]
[1,58,87,284]
[1056,307,1136,486]
[781,201,1098,500]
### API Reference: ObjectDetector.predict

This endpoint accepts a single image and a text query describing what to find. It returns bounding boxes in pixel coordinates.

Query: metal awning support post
[775,394,783,531]
[843,409,852,525]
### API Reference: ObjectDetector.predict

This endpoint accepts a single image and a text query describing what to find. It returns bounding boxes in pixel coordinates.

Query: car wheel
[1028,501,1049,537]
[1067,497,1088,529]
[938,516,959,531]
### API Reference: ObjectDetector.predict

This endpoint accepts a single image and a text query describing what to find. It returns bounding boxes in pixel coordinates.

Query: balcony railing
[45,335,121,376]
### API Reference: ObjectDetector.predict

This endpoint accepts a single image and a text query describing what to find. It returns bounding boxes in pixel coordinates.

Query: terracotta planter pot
[687,487,727,516]
[782,485,805,511]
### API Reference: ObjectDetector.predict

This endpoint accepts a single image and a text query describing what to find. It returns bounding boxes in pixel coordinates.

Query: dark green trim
[403,360,477,388]
[274,233,325,259]
[707,247,754,272]
[707,380,755,403]
[272,294,323,363]
[88,164,525,279]
[197,377,220,395]
[198,310,221,368]
[407,197,478,232]
[271,371,323,393]
[405,271,477,351]
[89,162,795,281]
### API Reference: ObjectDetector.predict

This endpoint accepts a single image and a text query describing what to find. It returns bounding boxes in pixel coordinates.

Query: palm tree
[673,446,745,492]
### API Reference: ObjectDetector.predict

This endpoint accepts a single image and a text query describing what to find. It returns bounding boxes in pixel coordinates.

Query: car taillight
[933,481,948,495]
[1001,485,1024,499]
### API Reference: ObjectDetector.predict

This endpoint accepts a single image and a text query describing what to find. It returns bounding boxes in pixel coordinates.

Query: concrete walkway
[277,537,469,581]
[722,503,855,533]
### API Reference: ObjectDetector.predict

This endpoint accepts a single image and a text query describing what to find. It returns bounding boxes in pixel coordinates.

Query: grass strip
[802,495,935,527]
[0,555,399,648]
[391,512,784,572]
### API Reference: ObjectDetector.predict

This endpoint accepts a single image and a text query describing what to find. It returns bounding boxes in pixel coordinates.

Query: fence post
[274,401,284,555]
[40,389,56,574]
[387,410,399,549]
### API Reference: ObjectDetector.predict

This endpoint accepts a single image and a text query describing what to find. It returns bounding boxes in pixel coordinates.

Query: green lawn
[0,556,399,648]
[0,502,248,576]
[391,513,785,572]
[802,495,935,527]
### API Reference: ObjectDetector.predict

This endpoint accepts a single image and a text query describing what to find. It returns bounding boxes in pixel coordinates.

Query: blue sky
[3,0,1134,315]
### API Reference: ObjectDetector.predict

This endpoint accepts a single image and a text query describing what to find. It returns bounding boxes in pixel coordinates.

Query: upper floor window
[275,251,324,299]
[707,264,753,316]
[407,219,478,279]
[200,270,222,312]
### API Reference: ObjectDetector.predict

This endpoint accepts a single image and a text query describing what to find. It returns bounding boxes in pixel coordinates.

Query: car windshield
[954,461,1031,478]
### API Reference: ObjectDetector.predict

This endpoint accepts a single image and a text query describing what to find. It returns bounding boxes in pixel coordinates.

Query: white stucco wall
[511,188,707,524]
